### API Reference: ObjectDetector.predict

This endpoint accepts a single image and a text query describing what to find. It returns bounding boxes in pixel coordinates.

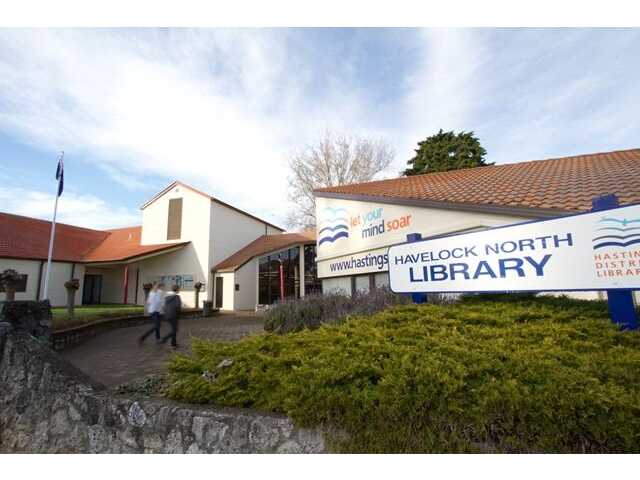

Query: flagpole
[43,152,63,301]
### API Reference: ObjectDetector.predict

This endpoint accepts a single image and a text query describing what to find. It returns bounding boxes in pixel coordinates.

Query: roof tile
[314,148,640,212]
[0,213,187,263]
[213,231,315,272]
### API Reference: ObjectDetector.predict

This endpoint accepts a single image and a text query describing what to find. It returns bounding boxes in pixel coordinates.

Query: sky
[0,28,639,230]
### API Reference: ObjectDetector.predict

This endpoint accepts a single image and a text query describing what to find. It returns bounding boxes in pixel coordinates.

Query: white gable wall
[140,184,212,303]
[210,201,281,268]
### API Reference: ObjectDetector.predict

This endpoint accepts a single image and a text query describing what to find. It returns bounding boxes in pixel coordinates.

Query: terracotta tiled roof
[0,213,108,262]
[213,231,316,272]
[314,148,640,214]
[82,226,189,263]
[0,213,188,263]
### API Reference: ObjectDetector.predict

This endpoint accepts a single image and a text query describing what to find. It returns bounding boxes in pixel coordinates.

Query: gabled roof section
[0,213,188,264]
[0,212,109,262]
[314,148,640,215]
[82,226,189,263]
[141,180,285,231]
[213,231,316,273]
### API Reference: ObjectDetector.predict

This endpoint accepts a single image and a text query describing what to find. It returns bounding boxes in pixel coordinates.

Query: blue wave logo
[319,207,349,245]
[592,217,640,250]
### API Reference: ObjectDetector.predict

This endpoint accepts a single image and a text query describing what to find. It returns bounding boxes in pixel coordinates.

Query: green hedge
[167,296,640,453]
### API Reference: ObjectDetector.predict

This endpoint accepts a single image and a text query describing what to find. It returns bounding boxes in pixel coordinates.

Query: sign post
[591,195,638,330]
[406,233,427,304]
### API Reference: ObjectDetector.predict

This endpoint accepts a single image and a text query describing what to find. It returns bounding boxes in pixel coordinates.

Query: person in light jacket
[138,282,165,345]
[160,284,182,348]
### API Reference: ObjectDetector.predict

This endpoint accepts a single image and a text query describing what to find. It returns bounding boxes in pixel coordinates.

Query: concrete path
[59,312,265,388]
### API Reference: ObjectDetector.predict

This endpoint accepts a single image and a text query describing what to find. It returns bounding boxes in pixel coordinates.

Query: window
[258,246,302,305]
[303,245,322,295]
[167,198,183,240]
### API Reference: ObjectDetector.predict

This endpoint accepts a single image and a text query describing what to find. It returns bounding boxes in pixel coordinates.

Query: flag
[55,153,64,197]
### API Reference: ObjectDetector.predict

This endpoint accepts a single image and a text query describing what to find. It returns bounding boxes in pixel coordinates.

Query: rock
[127,401,147,427]
[165,429,184,454]
[192,416,228,450]
[277,440,303,454]
[87,424,109,453]
[297,428,325,453]
[201,370,217,382]
[50,409,70,436]
[249,419,281,450]
[0,326,326,453]
[186,442,203,454]
[217,358,234,369]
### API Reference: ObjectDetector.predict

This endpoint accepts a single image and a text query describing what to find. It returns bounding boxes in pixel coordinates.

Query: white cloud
[0,29,372,225]
[397,29,489,164]
[0,28,638,228]
[0,186,139,230]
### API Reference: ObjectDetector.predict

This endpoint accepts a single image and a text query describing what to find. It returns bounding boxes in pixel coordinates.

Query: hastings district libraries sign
[389,204,640,293]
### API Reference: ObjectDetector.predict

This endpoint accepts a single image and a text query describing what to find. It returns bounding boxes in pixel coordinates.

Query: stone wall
[0,304,325,453]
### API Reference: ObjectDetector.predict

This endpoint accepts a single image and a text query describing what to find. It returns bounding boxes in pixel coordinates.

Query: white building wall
[0,258,42,302]
[322,277,352,294]
[41,261,82,307]
[234,258,258,310]
[0,258,84,307]
[315,196,609,301]
[266,225,283,235]
[140,185,212,305]
[210,201,281,267]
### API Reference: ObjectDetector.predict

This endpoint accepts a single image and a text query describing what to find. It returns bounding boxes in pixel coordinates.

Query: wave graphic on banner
[319,207,349,245]
[592,217,640,249]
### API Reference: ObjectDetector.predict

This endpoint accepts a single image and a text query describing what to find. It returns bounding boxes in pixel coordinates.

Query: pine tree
[404,129,491,176]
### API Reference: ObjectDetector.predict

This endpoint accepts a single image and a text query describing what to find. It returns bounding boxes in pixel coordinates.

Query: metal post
[406,233,428,304]
[42,192,59,300]
[279,260,285,302]
[123,265,129,304]
[592,194,638,330]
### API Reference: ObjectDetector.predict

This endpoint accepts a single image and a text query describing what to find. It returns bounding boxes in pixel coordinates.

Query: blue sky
[0,28,638,230]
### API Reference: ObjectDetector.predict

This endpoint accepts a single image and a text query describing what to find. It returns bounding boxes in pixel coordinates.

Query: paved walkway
[59,313,265,388]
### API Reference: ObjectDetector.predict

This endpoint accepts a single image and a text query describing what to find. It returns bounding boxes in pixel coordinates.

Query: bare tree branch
[286,130,394,230]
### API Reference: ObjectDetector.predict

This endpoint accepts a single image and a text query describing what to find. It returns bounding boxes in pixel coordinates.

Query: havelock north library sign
[388,198,640,329]
[389,203,640,294]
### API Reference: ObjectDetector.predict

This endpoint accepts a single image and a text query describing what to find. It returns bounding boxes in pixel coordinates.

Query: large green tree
[404,129,492,176]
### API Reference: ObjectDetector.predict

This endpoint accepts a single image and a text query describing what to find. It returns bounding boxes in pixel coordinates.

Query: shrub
[263,287,410,333]
[168,296,640,453]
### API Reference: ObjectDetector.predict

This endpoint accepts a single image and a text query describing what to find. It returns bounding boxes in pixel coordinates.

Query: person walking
[160,284,182,348]
[138,282,165,345]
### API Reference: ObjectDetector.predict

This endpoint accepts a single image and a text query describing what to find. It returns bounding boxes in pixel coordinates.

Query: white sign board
[149,274,197,290]
[388,204,640,293]
[314,195,529,278]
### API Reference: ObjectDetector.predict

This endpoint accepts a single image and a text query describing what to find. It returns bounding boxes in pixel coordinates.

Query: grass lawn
[52,304,145,330]
[167,295,640,453]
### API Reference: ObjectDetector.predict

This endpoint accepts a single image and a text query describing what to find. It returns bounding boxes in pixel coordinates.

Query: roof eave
[313,191,575,219]
[211,238,316,273]
[82,242,190,266]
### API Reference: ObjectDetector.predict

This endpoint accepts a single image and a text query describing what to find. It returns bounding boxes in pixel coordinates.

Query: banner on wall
[317,247,389,278]
[388,204,640,294]
[148,274,197,290]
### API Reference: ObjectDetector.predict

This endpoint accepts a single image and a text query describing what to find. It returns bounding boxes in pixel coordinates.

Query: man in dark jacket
[160,284,182,348]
